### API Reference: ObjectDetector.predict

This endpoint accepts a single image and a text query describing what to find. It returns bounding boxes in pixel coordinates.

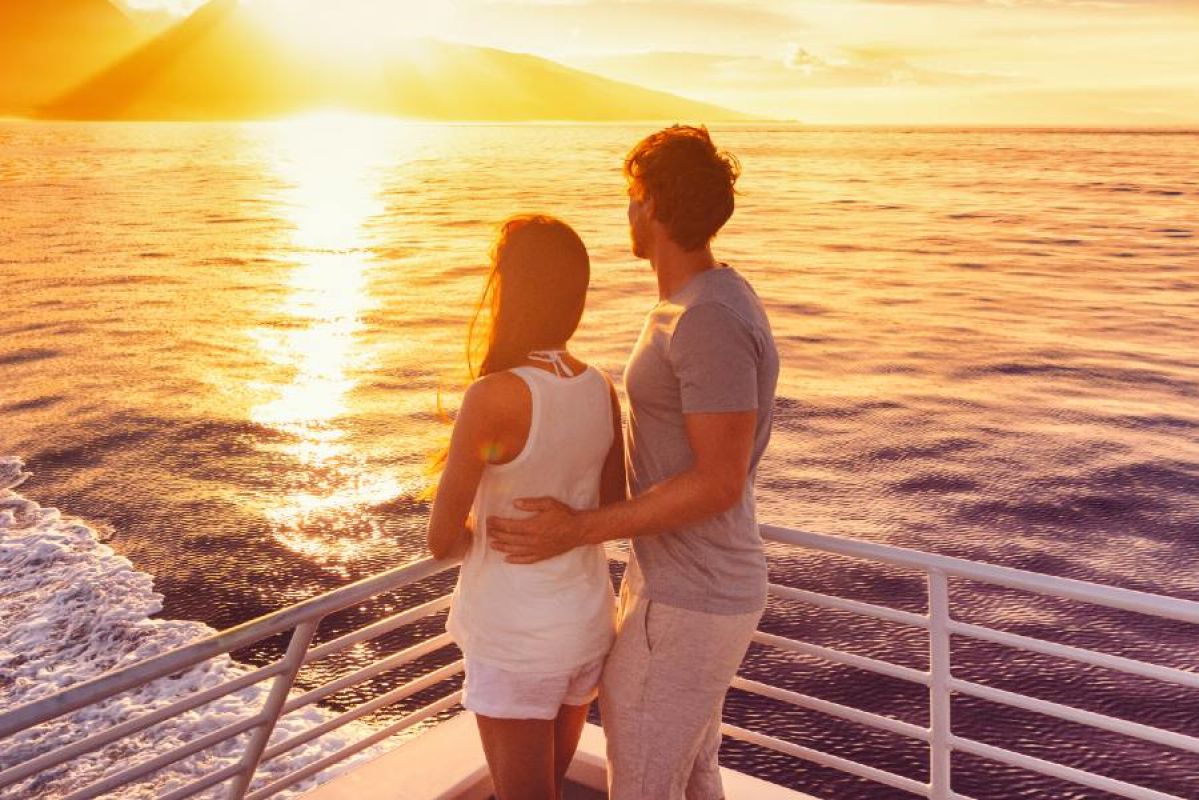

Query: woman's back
[447,364,616,672]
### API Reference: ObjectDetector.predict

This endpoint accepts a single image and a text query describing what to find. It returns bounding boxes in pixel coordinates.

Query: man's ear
[642,194,657,220]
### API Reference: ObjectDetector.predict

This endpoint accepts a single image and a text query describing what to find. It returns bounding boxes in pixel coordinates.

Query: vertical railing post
[226,619,320,800]
[928,569,952,799]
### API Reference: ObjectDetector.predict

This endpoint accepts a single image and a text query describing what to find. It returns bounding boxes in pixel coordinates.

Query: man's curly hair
[623,125,741,252]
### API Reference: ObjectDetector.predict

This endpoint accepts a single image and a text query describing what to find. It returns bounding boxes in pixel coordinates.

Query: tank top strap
[507,365,603,451]
[507,366,549,413]
[508,365,551,392]
[510,363,594,386]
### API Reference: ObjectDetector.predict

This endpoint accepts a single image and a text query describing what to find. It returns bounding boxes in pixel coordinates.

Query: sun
[122,0,209,14]
[244,0,452,55]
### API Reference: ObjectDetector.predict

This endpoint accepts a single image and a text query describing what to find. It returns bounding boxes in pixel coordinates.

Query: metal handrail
[2,525,1197,800]
[760,525,1199,624]
[0,556,453,740]
[750,525,1199,800]
[0,555,459,800]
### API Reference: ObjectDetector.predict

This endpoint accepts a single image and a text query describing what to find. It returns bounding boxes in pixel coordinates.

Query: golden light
[248,113,409,569]
[122,0,208,15]
[246,0,454,57]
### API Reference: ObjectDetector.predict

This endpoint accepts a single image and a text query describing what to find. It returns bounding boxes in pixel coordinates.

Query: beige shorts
[463,655,605,720]
[599,561,763,800]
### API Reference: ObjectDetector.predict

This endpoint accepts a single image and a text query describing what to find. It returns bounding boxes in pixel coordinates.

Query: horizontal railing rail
[736,525,1199,800]
[760,525,1199,626]
[0,555,462,800]
[2,525,1196,800]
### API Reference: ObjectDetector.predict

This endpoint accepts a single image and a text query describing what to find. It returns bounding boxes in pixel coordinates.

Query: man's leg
[636,602,759,799]
[601,580,761,799]
[599,574,654,799]
[684,705,724,800]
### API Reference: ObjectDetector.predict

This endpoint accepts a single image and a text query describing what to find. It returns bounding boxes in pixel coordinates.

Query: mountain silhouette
[41,0,751,121]
[0,0,144,116]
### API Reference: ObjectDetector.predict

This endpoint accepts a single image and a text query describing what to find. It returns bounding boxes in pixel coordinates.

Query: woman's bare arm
[426,382,491,561]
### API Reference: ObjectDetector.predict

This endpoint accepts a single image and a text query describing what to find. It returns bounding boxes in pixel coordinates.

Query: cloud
[784,45,828,73]
[780,43,1018,88]
[568,43,1019,111]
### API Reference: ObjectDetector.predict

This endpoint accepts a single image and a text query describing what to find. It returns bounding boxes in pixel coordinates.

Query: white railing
[726,525,1199,800]
[2,526,1197,800]
[0,557,463,800]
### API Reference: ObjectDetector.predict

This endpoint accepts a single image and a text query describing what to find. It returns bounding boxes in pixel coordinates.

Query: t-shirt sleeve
[668,302,760,414]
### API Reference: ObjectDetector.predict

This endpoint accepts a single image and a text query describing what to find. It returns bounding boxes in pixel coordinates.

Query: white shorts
[463,655,606,720]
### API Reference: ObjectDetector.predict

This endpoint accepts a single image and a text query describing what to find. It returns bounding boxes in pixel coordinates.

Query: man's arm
[488,409,755,563]
[490,300,761,563]
[587,408,756,539]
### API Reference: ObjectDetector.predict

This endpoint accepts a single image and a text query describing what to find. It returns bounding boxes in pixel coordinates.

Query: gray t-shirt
[624,266,779,614]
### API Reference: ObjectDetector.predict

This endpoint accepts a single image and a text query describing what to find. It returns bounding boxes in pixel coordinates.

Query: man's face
[626,184,652,262]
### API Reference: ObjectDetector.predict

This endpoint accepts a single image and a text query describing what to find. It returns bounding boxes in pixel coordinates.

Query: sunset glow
[249,116,405,567]
[4,0,1198,789]
[94,0,1199,126]
[245,0,454,55]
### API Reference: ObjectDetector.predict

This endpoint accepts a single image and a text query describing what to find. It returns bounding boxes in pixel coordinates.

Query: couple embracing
[426,125,779,800]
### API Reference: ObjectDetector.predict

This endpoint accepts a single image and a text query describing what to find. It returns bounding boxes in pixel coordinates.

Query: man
[488,125,779,799]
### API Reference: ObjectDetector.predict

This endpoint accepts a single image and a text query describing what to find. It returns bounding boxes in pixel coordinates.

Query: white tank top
[445,364,617,671]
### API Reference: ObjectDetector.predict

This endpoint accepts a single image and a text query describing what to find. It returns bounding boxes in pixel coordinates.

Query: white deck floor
[299,711,817,800]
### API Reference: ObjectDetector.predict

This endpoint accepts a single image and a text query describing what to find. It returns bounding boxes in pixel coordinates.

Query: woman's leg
[553,702,591,796]
[475,714,556,800]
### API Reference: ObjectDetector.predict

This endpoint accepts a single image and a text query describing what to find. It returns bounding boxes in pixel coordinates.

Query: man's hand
[488,497,587,564]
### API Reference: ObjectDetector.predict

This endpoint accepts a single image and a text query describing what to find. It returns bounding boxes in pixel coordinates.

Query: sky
[115,0,1199,125]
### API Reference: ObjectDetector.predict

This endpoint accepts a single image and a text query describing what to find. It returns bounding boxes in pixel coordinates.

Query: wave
[0,458,376,800]
[0,348,59,367]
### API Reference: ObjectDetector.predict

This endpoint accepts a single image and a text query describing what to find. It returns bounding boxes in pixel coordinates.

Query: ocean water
[2,120,1198,798]
[0,457,388,799]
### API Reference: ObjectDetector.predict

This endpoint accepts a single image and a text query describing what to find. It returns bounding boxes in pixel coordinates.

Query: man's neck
[652,244,719,301]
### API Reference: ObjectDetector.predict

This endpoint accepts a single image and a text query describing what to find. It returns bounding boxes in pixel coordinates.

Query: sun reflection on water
[249,114,407,569]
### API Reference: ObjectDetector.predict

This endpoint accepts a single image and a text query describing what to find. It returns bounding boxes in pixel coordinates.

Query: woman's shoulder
[456,372,533,456]
[464,371,530,412]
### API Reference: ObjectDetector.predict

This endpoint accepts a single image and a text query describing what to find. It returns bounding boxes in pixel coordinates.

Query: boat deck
[299,711,814,800]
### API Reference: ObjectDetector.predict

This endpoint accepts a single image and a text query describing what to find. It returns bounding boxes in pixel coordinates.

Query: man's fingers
[488,530,550,557]
[513,496,558,512]
[489,530,538,551]
[486,504,565,562]
[488,531,518,549]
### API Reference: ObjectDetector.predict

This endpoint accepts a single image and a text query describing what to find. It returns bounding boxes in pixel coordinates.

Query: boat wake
[0,457,374,800]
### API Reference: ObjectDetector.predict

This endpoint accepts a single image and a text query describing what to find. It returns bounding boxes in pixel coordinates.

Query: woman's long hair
[422,215,590,495]
[468,214,590,378]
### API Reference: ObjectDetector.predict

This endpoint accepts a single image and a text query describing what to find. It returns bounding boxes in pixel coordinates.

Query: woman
[426,214,625,800]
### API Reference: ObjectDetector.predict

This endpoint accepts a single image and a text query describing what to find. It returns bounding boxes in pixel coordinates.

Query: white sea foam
[0,457,380,800]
